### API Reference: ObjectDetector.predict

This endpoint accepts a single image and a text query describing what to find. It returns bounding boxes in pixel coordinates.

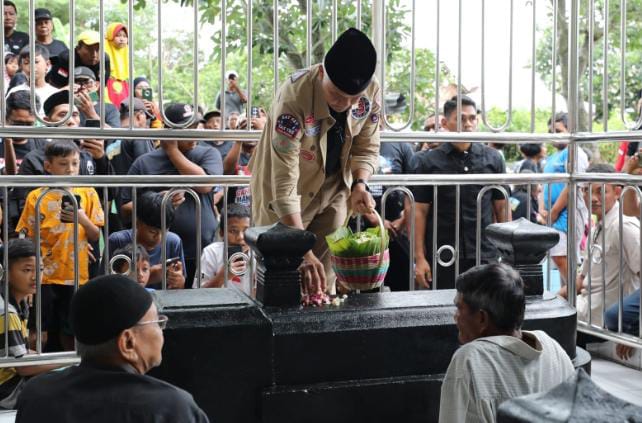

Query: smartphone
[227,245,243,261]
[61,194,82,210]
[251,106,259,119]
[85,119,100,128]
[142,88,153,101]
[165,257,181,267]
[88,91,99,102]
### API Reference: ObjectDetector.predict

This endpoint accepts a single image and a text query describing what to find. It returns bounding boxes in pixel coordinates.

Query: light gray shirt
[439,330,575,423]
[577,201,640,326]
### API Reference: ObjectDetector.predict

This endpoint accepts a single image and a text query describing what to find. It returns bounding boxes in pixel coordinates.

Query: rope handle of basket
[342,208,386,267]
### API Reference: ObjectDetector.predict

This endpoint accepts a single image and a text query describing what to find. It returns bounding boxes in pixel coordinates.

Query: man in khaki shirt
[249,28,380,295]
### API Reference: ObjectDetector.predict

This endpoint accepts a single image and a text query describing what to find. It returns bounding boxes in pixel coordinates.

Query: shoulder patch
[275,114,301,139]
[370,113,379,124]
[290,69,309,83]
[351,96,371,120]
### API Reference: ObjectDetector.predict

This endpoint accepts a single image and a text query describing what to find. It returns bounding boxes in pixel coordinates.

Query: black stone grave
[149,219,584,423]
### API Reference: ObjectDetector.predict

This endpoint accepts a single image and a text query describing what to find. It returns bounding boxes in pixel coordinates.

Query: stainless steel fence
[0,0,641,368]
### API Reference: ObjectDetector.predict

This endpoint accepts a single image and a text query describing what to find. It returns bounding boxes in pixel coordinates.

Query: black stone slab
[148,289,273,423]
[150,288,580,423]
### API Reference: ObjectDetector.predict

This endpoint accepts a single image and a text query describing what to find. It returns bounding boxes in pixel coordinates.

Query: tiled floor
[591,357,642,407]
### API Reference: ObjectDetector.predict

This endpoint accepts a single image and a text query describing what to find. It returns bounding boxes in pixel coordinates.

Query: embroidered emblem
[304,114,321,136]
[300,150,316,161]
[275,114,301,139]
[370,113,379,124]
[351,96,371,120]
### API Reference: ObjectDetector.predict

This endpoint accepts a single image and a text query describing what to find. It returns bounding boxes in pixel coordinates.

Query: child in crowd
[16,140,104,351]
[3,53,18,93]
[197,203,252,295]
[0,239,62,408]
[108,191,185,289]
[110,244,151,288]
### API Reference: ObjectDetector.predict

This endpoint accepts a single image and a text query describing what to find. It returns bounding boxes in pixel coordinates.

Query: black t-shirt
[108,139,155,175]
[412,142,508,260]
[74,49,111,82]
[326,109,347,175]
[80,103,120,128]
[120,146,223,259]
[37,39,68,58]
[511,189,539,223]
[4,31,28,55]
[0,138,48,167]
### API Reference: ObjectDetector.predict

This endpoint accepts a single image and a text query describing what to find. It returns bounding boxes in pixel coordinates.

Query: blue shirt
[543,148,569,233]
[108,229,186,275]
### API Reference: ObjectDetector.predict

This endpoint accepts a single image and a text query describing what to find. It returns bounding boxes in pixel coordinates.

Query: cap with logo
[323,28,377,96]
[164,103,198,126]
[34,8,52,21]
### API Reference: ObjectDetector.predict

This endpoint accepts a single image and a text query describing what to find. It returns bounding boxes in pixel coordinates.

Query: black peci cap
[70,275,153,345]
[43,89,72,117]
[323,28,377,96]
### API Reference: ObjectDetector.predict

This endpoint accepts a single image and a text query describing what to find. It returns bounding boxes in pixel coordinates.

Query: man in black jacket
[15,274,210,422]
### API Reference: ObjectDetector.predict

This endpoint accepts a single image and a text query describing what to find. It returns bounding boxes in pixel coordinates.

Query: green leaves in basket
[325,225,389,258]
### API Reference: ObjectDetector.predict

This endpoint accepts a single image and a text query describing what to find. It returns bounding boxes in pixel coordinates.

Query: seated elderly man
[15,275,209,422]
[439,263,574,423]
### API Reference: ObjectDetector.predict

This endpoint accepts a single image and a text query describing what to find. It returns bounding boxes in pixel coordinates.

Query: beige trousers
[302,174,349,295]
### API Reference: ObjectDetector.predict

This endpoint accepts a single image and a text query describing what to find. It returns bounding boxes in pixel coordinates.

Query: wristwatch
[351,178,370,192]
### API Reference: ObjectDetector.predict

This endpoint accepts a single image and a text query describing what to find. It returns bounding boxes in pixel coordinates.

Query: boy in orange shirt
[16,140,104,351]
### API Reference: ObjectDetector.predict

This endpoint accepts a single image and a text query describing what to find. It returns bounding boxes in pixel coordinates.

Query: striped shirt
[0,296,28,400]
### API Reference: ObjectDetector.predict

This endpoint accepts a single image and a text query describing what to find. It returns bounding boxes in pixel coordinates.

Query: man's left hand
[350,186,375,216]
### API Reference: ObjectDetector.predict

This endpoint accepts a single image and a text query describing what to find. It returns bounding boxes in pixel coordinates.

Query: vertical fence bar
[306,0,312,68]
[619,0,642,128]
[588,0,595,131]
[527,183,532,224]
[273,0,279,94]
[331,0,337,42]
[434,0,441,132]
[587,183,592,325]
[476,185,510,266]
[455,185,460,277]
[603,0,609,131]
[220,0,227,127]
[3,188,9,357]
[546,184,552,291]
[102,187,110,275]
[566,0,579,306]
[128,0,135,129]
[551,0,558,125]
[99,0,105,128]
[480,0,514,132]
[246,0,253,122]
[456,0,462,132]
[0,0,4,126]
[131,188,137,277]
[530,0,537,132]
[356,0,362,30]
[223,187,229,285]
[601,184,606,325]
[432,186,438,290]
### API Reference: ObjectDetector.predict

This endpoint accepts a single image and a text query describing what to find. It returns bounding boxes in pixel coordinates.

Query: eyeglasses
[136,314,168,330]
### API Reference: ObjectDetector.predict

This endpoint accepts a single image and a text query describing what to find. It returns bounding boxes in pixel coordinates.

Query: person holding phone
[215,71,247,118]
[16,140,104,351]
[108,191,186,290]
[132,76,163,128]
[197,204,252,294]
[73,66,120,128]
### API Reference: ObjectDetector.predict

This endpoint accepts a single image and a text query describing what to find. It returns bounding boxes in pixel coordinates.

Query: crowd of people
[0,14,639,419]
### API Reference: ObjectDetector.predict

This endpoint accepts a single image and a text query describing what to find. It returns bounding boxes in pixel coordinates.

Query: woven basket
[330,211,390,292]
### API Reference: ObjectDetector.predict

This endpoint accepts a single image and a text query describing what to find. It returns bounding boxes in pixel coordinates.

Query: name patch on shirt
[351,96,371,120]
[275,114,301,139]
[300,150,316,161]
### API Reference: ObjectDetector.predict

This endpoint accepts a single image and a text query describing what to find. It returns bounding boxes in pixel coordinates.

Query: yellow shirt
[16,187,104,286]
